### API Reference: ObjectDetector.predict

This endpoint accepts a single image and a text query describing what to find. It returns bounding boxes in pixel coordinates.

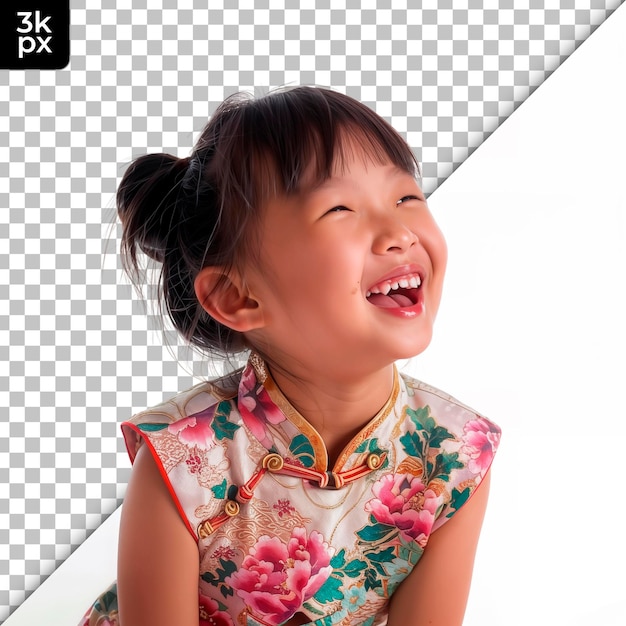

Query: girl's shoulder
[120,368,245,465]
[125,368,244,427]
[395,371,501,533]
[400,371,482,411]
[399,371,501,434]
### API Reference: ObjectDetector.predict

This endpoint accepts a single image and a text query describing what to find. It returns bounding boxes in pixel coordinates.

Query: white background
[417,5,626,624]
[5,4,626,625]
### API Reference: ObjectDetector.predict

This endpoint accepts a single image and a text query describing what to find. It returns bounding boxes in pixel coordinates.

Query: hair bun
[117,153,191,263]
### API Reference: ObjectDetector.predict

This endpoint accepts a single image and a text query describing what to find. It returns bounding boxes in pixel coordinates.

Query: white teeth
[366,282,392,296]
[367,273,422,298]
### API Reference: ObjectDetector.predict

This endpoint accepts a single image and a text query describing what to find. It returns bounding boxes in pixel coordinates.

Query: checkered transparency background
[0,0,623,620]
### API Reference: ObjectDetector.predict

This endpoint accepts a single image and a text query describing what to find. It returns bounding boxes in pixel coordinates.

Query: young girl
[82,86,501,626]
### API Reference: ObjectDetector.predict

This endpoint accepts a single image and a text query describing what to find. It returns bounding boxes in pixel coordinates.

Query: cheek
[435,228,448,275]
[245,244,330,308]
[420,221,447,312]
[418,216,448,275]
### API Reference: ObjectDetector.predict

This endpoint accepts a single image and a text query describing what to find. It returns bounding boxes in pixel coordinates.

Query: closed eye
[324,205,352,214]
[396,195,420,205]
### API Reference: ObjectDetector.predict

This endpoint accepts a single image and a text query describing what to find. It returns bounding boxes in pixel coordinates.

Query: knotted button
[224,500,240,517]
[262,453,284,472]
[366,453,382,470]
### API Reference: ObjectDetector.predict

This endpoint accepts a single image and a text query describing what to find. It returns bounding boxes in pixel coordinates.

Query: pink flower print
[365,473,439,546]
[186,453,202,474]
[283,456,305,468]
[461,417,501,474]
[168,409,216,450]
[198,593,235,626]
[238,363,286,448]
[212,545,236,561]
[226,527,333,625]
[273,499,296,518]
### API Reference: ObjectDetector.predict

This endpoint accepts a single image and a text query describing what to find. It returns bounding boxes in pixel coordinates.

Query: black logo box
[0,1,70,70]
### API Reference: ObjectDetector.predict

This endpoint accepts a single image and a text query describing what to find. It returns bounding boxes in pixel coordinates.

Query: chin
[395,329,434,361]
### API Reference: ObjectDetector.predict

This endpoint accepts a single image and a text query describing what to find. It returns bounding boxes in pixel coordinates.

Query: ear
[194,267,265,333]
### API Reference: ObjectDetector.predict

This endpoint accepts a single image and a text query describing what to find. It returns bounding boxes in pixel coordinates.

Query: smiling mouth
[366,274,422,308]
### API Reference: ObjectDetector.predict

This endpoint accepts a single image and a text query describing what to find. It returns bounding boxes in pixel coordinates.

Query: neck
[264,357,396,465]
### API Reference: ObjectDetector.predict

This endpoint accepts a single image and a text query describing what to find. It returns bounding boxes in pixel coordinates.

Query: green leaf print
[201,558,236,598]
[210,479,227,500]
[355,437,383,454]
[289,434,315,468]
[356,517,397,543]
[370,560,388,577]
[363,568,382,592]
[330,548,346,569]
[360,547,396,578]
[93,587,118,613]
[407,405,433,428]
[314,573,344,602]
[301,601,327,617]
[137,422,168,432]
[364,546,395,565]
[218,557,237,577]
[399,430,423,459]
[426,425,456,450]
[355,439,369,454]
[406,406,455,449]
[211,401,240,440]
[398,542,424,567]
[427,451,464,483]
[369,439,384,453]
[343,558,368,578]
[448,486,471,517]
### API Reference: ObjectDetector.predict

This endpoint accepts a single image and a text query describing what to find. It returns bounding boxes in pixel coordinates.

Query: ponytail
[117,153,190,265]
[116,144,248,356]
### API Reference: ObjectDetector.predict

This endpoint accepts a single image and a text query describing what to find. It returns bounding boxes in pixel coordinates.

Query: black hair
[117,86,419,356]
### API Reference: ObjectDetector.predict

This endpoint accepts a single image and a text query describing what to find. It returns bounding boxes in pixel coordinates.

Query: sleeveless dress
[80,353,501,626]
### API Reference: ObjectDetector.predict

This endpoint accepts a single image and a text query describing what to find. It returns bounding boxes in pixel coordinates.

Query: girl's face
[243,148,448,381]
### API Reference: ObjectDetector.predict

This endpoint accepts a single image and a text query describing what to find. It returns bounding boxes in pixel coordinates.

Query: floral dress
[80,353,501,626]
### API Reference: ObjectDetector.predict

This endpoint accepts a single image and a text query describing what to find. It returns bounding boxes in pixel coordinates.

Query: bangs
[207,87,420,214]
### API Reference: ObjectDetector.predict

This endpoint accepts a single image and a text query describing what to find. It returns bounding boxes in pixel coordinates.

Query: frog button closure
[262,453,284,472]
[366,453,383,470]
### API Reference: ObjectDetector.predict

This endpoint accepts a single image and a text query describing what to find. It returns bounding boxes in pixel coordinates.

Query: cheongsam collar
[239,353,400,473]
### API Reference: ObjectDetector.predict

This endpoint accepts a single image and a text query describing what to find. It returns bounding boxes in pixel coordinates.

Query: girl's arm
[387,471,492,626]
[117,443,200,626]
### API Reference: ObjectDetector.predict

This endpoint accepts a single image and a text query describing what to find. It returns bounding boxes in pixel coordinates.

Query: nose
[372,215,418,255]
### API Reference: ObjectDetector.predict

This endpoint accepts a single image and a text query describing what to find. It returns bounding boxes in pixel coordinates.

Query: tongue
[368,292,414,308]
